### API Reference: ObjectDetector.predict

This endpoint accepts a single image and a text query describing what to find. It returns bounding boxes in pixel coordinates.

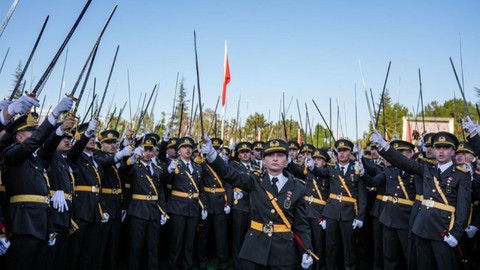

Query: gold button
[268,221,273,225]
[271,209,275,214]
[396,186,400,189]
[432,189,436,193]
[394,193,398,196]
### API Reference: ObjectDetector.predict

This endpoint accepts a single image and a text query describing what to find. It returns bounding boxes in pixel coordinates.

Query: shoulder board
[328,162,336,167]
[418,156,437,165]
[232,160,240,165]
[153,164,162,170]
[252,164,261,170]
[253,169,263,177]
[456,166,468,173]
[296,178,306,185]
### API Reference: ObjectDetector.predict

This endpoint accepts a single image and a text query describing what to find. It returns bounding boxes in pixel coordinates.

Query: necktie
[246,165,251,170]
[186,162,192,173]
[89,155,97,168]
[146,165,152,176]
[340,166,345,176]
[272,177,279,195]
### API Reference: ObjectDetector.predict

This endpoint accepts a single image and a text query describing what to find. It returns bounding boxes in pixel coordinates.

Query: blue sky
[0,0,478,138]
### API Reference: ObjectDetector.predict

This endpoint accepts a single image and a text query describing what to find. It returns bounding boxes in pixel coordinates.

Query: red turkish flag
[222,41,230,107]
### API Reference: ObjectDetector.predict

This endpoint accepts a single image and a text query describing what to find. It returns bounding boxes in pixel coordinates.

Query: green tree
[11,61,23,99]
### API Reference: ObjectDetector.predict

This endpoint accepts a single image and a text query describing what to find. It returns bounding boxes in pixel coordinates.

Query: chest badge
[284,191,292,209]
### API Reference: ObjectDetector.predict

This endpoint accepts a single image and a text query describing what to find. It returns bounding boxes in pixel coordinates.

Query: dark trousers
[383,226,408,270]
[407,229,417,270]
[232,210,250,270]
[46,226,69,270]
[416,236,458,270]
[356,215,374,270]
[128,216,160,270]
[197,212,229,269]
[168,214,199,270]
[309,218,326,270]
[98,218,121,270]
[371,217,384,270]
[67,219,100,270]
[240,258,296,270]
[325,218,356,270]
[6,234,48,270]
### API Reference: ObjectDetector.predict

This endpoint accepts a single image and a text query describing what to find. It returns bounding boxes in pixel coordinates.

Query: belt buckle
[112,188,118,195]
[308,195,314,203]
[91,186,98,193]
[146,195,152,200]
[188,192,193,199]
[66,194,73,201]
[263,224,274,237]
[392,196,398,204]
[382,196,388,202]
[426,200,434,208]
[211,187,216,194]
[336,194,343,202]
[45,196,50,204]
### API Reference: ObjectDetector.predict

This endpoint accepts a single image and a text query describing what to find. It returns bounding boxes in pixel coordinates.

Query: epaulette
[232,160,240,165]
[252,164,261,170]
[456,166,468,173]
[418,156,437,165]
[296,178,306,185]
[253,169,263,177]
[153,163,162,170]
[327,162,336,167]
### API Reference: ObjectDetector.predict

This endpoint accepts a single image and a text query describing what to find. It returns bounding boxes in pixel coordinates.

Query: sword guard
[65,93,79,102]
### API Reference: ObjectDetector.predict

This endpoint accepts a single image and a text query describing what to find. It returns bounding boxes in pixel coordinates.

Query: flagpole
[221,40,230,141]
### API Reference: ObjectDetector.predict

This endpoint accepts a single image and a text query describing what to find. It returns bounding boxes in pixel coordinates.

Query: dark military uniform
[2,114,57,270]
[310,140,368,270]
[167,137,207,270]
[94,147,124,270]
[364,160,416,269]
[379,132,471,270]
[127,157,167,270]
[67,131,105,270]
[197,161,229,270]
[208,139,311,268]
[42,129,75,270]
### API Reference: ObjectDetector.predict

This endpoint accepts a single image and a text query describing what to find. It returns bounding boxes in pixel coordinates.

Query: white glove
[307,158,314,170]
[121,210,127,223]
[101,213,110,223]
[115,145,131,162]
[443,234,458,247]
[160,215,167,226]
[86,119,98,137]
[301,253,314,269]
[168,160,178,173]
[355,161,365,176]
[0,100,12,110]
[466,225,479,238]
[52,97,74,117]
[229,141,236,151]
[234,191,243,200]
[370,130,387,149]
[133,147,143,157]
[319,219,326,230]
[201,210,208,220]
[463,116,478,136]
[224,205,231,214]
[352,219,363,229]
[163,128,170,142]
[417,137,427,152]
[7,95,40,116]
[201,136,217,162]
[51,190,69,213]
[0,236,10,255]
[48,233,57,246]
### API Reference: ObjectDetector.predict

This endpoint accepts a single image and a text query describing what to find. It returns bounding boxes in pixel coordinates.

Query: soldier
[2,97,73,269]
[44,118,77,270]
[289,148,330,270]
[67,119,109,270]
[227,141,256,269]
[202,137,314,269]
[288,141,300,162]
[197,137,230,270]
[370,131,471,270]
[252,141,264,169]
[126,135,169,270]
[363,140,416,269]
[94,129,131,270]
[308,139,368,270]
[167,137,208,270]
